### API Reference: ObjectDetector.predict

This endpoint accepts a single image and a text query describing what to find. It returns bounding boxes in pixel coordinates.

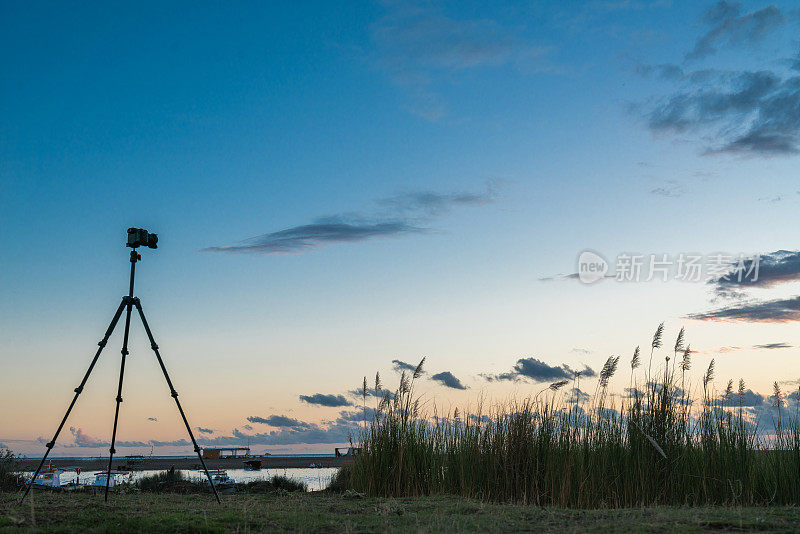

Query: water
[25,467,339,492]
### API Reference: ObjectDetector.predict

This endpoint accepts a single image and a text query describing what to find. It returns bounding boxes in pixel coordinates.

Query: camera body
[127,228,158,249]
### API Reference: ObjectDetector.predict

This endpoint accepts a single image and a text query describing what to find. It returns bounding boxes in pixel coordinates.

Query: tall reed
[342,329,800,507]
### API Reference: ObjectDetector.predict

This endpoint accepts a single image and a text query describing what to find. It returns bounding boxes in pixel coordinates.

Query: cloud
[196,427,214,434]
[192,412,367,447]
[724,389,766,407]
[710,250,800,295]
[68,427,148,448]
[636,1,798,158]
[348,386,395,400]
[635,63,686,81]
[686,2,785,60]
[202,185,495,255]
[688,296,800,323]
[69,427,107,448]
[753,342,792,350]
[566,387,591,404]
[146,417,158,422]
[299,393,353,407]
[334,408,377,424]
[690,251,800,322]
[483,357,595,383]
[149,438,191,447]
[650,181,684,197]
[430,371,467,390]
[243,424,253,431]
[246,415,311,429]
[378,187,496,216]
[623,387,644,398]
[392,359,421,373]
[202,218,422,255]
[372,1,552,119]
[646,69,800,156]
[693,345,742,355]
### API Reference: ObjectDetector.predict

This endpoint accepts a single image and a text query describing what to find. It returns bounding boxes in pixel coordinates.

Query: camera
[127,228,158,249]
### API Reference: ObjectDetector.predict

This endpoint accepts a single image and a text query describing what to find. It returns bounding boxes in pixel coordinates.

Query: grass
[132,470,308,494]
[343,326,800,507]
[2,491,799,533]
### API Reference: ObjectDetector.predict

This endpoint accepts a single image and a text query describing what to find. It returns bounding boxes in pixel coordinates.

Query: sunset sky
[2,0,799,456]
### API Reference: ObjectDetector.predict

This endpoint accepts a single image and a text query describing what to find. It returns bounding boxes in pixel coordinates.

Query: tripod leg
[133,298,221,503]
[104,296,135,502]
[18,300,127,506]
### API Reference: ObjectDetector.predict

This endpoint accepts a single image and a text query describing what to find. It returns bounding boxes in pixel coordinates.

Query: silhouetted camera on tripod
[19,226,221,506]
[127,227,158,249]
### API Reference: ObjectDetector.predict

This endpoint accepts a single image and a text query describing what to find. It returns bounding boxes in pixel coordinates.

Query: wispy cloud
[430,371,467,390]
[378,188,496,216]
[372,1,552,119]
[202,185,495,255]
[146,417,158,422]
[753,342,792,350]
[693,345,742,355]
[650,180,684,197]
[197,427,214,434]
[686,1,785,60]
[392,359,421,373]
[688,296,800,323]
[202,219,422,255]
[246,415,311,429]
[646,70,800,156]
[483,357,595,383]
[299,393,353,407]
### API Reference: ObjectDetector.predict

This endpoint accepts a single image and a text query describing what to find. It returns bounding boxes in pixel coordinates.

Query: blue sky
[2,0,800,455]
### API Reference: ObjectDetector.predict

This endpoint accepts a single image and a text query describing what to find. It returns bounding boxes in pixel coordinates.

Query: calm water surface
[26,467,339,492]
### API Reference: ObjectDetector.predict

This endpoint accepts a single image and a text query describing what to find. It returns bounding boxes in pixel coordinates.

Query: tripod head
[127,227,158,249]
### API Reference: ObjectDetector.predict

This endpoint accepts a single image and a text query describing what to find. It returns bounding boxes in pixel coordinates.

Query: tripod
[20,247,220,504]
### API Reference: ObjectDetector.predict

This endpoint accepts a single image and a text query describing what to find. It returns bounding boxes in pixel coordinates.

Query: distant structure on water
[201,447,251,459]
[334,447,361,457]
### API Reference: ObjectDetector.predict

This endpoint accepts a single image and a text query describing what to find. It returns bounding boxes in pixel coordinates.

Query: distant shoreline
[16,455,353,471]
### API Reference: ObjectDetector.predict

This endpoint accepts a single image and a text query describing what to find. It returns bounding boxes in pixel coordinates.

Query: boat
[28,463,82,491]
[90,471,130,488]
[203,469,236,489]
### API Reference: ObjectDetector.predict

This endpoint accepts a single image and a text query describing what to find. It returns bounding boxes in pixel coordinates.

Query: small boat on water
[90,471,130,488]
[25,462,130,492]
[203,469,236,489]
[29,464,82,490]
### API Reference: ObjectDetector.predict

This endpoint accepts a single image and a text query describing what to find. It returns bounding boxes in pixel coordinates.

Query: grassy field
[2,491,799,533]
[344,329,800,506]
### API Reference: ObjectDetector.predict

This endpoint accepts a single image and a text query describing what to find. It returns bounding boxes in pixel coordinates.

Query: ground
[1,491,798,533]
